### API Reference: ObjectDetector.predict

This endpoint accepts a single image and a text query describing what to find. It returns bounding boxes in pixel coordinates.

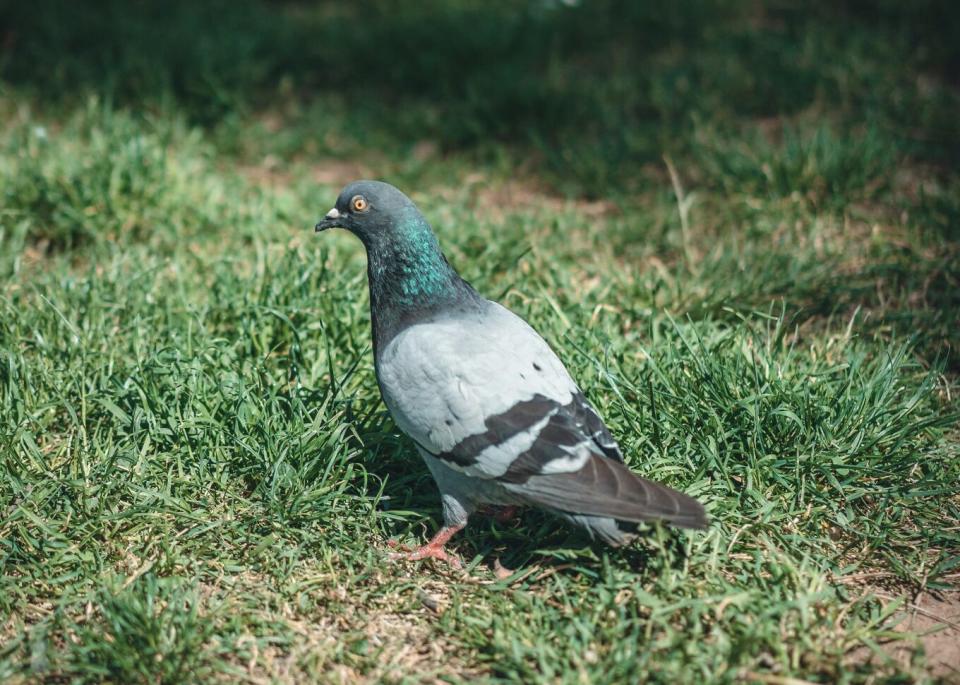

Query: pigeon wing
[377,301,706,529]
[377,302,611,480]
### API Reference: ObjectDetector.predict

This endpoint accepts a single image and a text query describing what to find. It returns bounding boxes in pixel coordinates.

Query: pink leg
[390,523,466,569]
[477,505,521,524]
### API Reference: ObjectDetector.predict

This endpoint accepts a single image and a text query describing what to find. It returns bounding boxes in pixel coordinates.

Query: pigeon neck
[364,209,479,351]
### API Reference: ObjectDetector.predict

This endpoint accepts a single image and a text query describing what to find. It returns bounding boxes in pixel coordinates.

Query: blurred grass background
[1,1,959,683]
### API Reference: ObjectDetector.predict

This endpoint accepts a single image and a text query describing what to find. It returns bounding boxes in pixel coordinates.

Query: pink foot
[492,505,520,524]
[401,542,462,568]
[478,505,521,525]
[388,523,465,569]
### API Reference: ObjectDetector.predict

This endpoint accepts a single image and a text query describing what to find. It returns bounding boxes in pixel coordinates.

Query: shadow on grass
[4,0,959,193]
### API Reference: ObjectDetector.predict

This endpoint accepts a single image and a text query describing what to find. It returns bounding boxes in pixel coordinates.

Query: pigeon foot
[492,505,520,524]
[389,523,465,569]
[477,505,520,524]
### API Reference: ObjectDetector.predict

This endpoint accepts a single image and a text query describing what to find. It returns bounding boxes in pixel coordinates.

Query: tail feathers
[503,453,708,531]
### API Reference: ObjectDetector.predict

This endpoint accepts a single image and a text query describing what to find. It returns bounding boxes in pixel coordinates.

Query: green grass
[2,1,959,683]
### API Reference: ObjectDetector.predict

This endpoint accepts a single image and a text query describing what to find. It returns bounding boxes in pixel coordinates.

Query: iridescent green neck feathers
[364,206,481,351]
[391,208,451,304]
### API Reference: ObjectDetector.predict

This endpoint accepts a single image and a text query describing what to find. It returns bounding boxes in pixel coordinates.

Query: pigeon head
[315,180,422,246]
[313,180,474,325]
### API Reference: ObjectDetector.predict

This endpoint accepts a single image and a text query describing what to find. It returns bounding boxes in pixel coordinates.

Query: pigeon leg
[477,505,520,524]
[391,523,465,568]
[492,505,520,524]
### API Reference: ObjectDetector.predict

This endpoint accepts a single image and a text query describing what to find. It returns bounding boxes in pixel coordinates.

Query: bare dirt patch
[887,588,960,680]
[458,175,619,220]
[239,157,376,190]
[848,581,960,681]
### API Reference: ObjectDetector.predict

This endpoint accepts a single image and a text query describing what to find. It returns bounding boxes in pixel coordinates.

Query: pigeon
[315,180,707,566]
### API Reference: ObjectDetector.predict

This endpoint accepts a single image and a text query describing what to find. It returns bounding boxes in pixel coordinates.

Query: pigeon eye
[351,195,368,212]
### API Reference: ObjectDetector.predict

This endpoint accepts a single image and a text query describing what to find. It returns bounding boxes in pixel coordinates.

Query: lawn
[1,1,959,683]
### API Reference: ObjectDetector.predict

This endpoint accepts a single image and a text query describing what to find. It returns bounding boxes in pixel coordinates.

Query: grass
[1,1,959,683]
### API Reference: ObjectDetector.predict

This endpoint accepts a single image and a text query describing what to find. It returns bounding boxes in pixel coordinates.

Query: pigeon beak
[315,207,342,232]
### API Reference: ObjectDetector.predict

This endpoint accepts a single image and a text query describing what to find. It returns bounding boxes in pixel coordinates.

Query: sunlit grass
[1,2,958,682]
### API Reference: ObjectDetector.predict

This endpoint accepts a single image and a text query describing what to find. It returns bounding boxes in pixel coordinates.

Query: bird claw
[478,505,520,525]
[390,544,463,569]
[387,523,466,569]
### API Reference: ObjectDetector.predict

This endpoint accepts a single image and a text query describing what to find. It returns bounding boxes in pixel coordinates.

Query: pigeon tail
[503,452,708,531]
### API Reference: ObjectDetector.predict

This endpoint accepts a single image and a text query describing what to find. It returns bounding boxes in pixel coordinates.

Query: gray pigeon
[315,180,707,566]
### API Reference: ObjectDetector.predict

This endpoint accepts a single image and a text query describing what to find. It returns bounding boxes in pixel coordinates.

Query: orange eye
[351,195,368,212]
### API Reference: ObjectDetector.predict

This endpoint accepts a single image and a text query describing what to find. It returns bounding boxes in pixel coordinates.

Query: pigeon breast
[376,301,609,480]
